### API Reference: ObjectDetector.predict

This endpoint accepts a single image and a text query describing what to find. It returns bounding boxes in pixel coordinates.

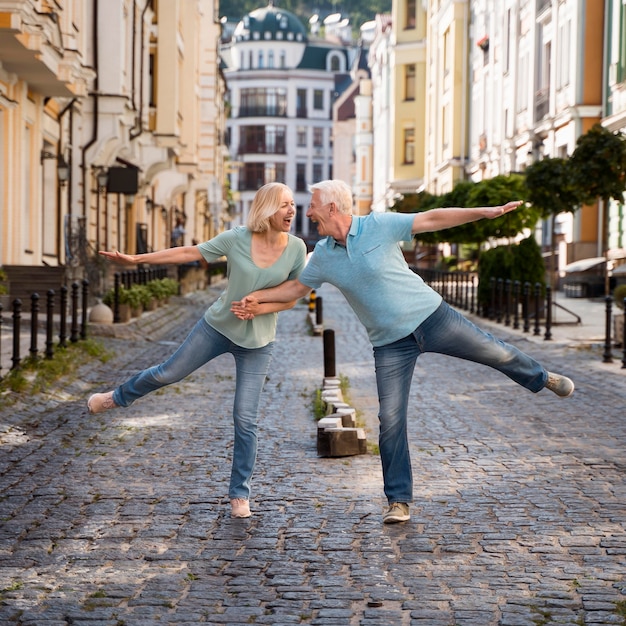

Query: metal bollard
[315,296,323,326]
[0,301,3,377]
[70,282,79,343]
[46,290,55,359]
[603,296,613,363]
[309,289,316,312]
[513,280,520,330]
[11,298,22,370]
[113,273,121,323]
[59,286,68,348]
[504,279,511,326]
[533,283,541,336]
[544,285,552,341]
[622,298,626,369]
[323,328,336,378]
[81,279,89,340]
[523,282,530,333]
[30,293,40,359]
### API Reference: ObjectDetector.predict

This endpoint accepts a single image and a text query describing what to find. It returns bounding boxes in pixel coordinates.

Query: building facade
[220,4,355,243]
[0,0,228,299]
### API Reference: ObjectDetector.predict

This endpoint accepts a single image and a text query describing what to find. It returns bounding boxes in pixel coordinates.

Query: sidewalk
[0,283,625,625]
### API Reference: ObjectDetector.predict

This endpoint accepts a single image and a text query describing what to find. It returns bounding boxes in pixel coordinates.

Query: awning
[563,257,606,273]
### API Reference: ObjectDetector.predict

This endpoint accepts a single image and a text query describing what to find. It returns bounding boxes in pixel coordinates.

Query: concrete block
[336,408,356,427]
[317,427,365,457]
[325,400,350,415]
[317,416,343,430]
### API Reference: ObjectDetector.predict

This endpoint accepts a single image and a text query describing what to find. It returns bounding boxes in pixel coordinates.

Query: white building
[220,3,355,244]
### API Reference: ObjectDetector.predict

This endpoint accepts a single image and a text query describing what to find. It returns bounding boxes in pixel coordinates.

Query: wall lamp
[96,168,108,193]
[41,150,70,185]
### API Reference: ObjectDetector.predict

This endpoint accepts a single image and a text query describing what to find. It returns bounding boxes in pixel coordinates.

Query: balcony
[239,106,287,118]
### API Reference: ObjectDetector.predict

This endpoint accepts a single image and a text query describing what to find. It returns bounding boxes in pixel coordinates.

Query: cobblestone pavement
[1,281,625,626]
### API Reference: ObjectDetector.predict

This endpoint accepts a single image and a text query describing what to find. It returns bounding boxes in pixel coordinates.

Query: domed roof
[233,3,307,43]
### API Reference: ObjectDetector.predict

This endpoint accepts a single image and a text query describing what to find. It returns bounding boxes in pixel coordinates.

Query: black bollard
[30,293,40,359]
[46,290,55,359]
[70,282,79,343]
[513,280,520,330]
[622,298,626,369]
[533,283,541,336]
[603,296,613,363]
[11,298,22,370]
[113,273,121,323]
[523,282,530,333]
[504,279,511,326]
[544,285,552,341]
[59,286,68,348]
[315,296,323,326]
[309,289,316,313]
[81,279,89,340]
[0,301,3,377]
[323,328,336,378]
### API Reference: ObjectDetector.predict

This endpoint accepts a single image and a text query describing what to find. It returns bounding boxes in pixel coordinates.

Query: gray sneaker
[545,372,575,398]
[383,502,410,524]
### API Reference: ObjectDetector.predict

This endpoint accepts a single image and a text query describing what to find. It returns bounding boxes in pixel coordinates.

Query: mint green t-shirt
[197,227,306,348]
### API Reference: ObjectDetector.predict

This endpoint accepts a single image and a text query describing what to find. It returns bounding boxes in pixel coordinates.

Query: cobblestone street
[1,281,625,625]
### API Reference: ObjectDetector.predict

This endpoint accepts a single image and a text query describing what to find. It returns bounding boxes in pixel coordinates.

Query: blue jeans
[373,301,547,505]
[112,318,274,500]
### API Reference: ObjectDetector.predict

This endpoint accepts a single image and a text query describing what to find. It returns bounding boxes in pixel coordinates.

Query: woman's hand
[231,296,260,320]
[99,250,137,265]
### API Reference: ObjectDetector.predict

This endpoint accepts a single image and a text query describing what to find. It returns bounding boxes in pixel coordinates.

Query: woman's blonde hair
[246,182,294,233]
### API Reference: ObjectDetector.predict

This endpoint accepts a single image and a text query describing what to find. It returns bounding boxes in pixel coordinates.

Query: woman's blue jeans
[112,318,273,500]
[373,301,547,505]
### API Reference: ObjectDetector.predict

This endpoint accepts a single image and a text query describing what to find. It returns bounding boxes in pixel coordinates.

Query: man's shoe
[383,502,410,524]
[545,372,575,398]
[230,498,251,518]
[87,391,117,414]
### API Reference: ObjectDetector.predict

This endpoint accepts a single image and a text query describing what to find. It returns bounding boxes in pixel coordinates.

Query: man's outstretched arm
[411,201,524,234]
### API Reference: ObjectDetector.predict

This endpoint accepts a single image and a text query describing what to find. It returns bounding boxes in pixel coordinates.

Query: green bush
[613,284,626,310]
[477,236,545,309]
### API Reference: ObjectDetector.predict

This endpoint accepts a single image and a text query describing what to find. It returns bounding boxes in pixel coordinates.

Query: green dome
[234,3,307,43]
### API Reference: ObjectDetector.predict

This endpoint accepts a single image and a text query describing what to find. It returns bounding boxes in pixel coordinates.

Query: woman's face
[268,189,296,233]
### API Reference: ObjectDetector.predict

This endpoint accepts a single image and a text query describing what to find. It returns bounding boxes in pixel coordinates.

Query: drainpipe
[130,0,153,140]
[57,97,77,265]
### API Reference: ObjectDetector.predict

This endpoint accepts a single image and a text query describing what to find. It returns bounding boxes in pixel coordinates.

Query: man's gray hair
[309,180,353,215]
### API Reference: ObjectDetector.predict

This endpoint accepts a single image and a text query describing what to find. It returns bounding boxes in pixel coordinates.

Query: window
[296,88,307,117]
[239,125,286,153]
[280,51,286,68]
[313,163,323,182]
[313,89,324,110]
[268,50,274,68]
[240,88,287,116]
[297,126,307,147]
[296,163,307,191]
[405,64,416,100]
[406,0,416,29]
[313,127,324,147]
[403,127,415,164]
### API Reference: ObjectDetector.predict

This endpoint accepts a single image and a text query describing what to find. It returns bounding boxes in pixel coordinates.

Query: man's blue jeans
[112,318,273,500]
[373,301,547,505]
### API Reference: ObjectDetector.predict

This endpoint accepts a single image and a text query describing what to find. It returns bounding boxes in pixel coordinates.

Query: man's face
[306,190,331,235]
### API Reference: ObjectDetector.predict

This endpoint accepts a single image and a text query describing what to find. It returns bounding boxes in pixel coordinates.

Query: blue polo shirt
[299,212,442,347]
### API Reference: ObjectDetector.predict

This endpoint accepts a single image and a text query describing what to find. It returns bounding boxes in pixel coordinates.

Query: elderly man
[232,179,574,524]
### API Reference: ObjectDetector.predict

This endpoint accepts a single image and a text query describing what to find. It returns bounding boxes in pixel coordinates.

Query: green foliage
[570,124,626,205]
[102,278,179,309]
[0,268,6,295]
[613,284,626,310]
[389,174,539,246]
[477,236,545,308]
[525,157,581,218]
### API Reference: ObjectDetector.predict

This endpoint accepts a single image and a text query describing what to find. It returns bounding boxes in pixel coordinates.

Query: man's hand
[231,296,260,320]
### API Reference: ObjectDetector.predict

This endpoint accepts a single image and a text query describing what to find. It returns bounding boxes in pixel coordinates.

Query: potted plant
[613,284,626,347]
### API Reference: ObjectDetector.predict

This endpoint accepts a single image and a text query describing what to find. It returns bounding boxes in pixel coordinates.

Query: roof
[233,3,307,43]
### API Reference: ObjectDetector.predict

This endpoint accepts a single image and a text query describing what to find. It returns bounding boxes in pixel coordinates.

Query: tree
[524,157,581,289]
[570,124,626,294]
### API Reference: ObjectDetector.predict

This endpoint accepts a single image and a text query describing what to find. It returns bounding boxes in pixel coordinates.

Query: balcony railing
[239,106,287,118]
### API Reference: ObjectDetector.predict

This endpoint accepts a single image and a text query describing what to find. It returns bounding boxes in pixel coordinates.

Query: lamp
[41,150,70,186]
[96,169,108,193]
